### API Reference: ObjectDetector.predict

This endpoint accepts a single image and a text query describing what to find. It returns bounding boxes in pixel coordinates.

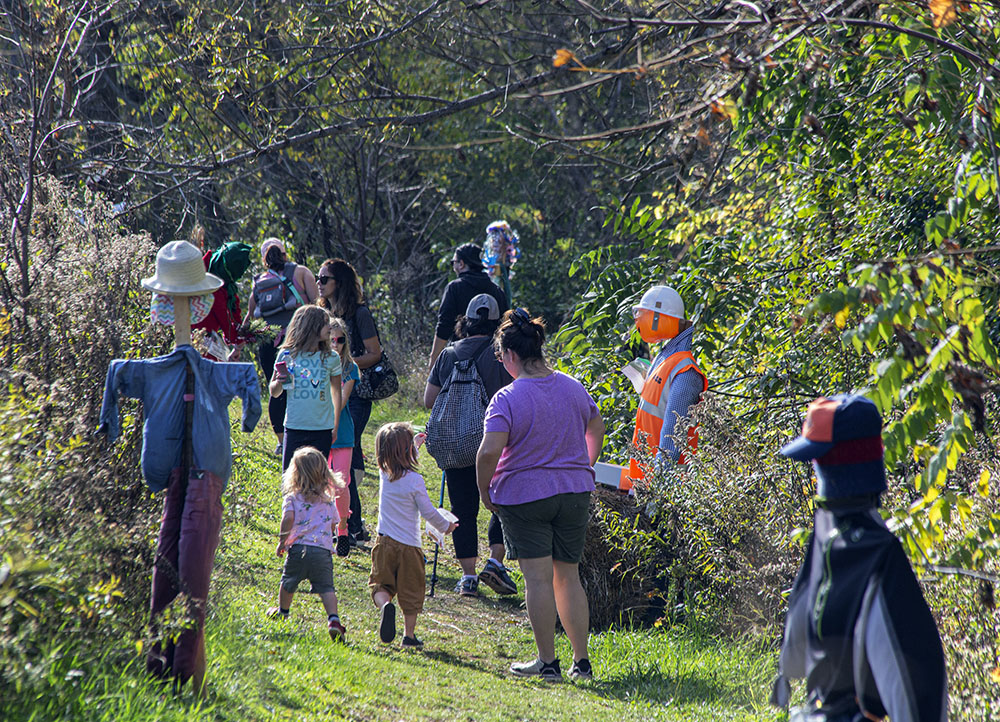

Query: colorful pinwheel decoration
[484,220,520,301]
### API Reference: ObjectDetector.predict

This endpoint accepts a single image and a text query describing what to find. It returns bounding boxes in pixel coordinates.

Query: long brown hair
[282,305,332,358]
[316,258,364,319]
[374,422,419,482]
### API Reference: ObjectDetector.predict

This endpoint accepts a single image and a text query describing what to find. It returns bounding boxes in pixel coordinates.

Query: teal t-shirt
[278,349,342,431]
[332,361,360,449]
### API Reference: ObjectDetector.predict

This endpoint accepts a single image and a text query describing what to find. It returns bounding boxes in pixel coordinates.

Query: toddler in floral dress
[268,446,348,642]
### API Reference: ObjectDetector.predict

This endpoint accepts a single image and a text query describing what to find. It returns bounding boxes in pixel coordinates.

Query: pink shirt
[483,371,598,505]
[282,492,340,551]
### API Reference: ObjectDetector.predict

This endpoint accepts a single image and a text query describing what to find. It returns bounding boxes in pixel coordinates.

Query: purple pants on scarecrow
[146,467,224,683]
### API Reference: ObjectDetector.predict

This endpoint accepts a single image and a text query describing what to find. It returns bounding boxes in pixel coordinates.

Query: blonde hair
[374,422,419,482]
[282,305,332,358]
[328,315,354,370]
[282,446,345,501]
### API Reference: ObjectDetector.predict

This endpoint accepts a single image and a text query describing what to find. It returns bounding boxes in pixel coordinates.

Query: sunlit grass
[5,397,782,721]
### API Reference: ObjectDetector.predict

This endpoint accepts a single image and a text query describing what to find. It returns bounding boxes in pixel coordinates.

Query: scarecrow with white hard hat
[771,393,948,721]
[627,285,708,487]
[99,240,261,692]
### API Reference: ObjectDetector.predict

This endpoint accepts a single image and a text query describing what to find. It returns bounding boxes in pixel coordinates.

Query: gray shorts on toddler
[280,543,336,594]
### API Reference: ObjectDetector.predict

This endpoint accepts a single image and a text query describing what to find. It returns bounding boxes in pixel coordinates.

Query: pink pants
[328,447,352,531]
[147,467,223,684]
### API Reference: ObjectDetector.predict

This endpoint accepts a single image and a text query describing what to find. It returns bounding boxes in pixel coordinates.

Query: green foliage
[580,397,812,633]
[0,178,163,700]
[558,1,1000,566]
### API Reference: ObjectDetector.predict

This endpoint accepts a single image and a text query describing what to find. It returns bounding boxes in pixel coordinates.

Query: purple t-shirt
[483,371,598,505]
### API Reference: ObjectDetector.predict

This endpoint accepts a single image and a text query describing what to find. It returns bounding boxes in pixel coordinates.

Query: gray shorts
[280,544,336,595]
[495,492,591,563]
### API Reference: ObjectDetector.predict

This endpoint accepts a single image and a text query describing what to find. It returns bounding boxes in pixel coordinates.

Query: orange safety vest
[627,350,708,489]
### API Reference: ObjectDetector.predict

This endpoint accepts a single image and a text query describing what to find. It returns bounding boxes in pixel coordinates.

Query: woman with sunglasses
[476,308,605,682]
[316,258,381,543]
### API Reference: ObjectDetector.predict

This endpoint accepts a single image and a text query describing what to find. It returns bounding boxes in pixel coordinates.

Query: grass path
[7,398,781,721]
[191,398,781,721]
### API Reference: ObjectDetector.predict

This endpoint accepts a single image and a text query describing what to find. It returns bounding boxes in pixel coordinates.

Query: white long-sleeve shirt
[376,469,451,548]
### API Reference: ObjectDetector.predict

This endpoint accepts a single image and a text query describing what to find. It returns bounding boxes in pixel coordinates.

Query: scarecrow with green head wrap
[192,241,253,360]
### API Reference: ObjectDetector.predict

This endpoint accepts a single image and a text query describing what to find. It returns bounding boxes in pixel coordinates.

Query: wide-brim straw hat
[141,240,223,296]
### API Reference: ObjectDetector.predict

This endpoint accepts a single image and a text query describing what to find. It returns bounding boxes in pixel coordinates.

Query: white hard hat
[632,285,684,319]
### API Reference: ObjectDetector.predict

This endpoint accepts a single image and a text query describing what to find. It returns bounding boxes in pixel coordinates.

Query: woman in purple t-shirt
[476,308,605,682]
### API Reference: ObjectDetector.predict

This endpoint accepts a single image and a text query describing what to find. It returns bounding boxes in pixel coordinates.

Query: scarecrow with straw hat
[99,240,261,692]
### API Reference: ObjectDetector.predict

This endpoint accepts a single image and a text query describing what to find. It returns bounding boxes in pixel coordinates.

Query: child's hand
[414,432,427,450]
[446,521,458,534]
[276,542,286,558]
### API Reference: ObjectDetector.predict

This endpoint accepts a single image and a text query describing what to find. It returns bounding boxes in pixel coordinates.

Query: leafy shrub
[579,395,812,633]
[0,178,164,700]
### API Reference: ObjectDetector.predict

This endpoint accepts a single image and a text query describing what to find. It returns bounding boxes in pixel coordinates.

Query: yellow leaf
[553,48,576,68]
[710,97,739,123]
[929,0,959,29]
[979,469,991,498]
[990,666,1000,684]
[834,308,849,329]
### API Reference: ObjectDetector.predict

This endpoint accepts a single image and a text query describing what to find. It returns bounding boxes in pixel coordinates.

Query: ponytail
[265,245,286,272]
[494,307,546,362]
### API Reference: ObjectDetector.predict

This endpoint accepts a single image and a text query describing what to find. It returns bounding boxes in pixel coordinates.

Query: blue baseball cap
[781,394,887,499]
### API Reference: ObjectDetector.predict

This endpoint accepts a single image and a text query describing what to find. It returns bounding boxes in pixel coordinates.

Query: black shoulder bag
[350,307,398,401]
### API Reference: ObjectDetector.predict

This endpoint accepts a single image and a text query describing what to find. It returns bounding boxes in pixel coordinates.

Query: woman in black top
[427,243,508,370]
[424,293,517,597]
[316,257,381,541]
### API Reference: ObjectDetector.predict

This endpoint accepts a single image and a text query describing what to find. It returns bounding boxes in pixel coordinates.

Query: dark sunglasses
[331,335,346,344]
[318,276,334,285]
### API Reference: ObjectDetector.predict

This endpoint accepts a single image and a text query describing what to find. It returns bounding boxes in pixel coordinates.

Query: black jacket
[435,271,508,341]
[773,500,948,722]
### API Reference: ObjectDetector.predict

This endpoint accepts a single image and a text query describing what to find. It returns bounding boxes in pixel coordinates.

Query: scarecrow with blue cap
[771,394,948,722]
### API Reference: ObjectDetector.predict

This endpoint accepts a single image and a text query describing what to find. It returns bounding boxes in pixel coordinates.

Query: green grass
[6,395,782,721]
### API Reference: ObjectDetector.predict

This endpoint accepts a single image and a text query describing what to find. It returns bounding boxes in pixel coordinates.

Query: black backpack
[253,263,304,319]
[426,354,489,470]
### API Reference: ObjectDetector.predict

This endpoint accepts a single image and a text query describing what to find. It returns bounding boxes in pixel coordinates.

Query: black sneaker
[336,535,350,557]
[510,657,561,682]
[400,635,424,649]
[569,658,592,680]
[478,561,517,595]
[379,602,396,643]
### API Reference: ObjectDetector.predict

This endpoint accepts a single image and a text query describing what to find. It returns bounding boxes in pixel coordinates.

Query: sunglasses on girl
[331,335,346,344]
[318,276,334,285]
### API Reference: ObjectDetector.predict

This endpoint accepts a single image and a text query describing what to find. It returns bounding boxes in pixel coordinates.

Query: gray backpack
[253,263,304,319]
[426,356,489,470]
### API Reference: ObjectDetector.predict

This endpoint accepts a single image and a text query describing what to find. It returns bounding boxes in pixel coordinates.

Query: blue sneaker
[455,577,479,597]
